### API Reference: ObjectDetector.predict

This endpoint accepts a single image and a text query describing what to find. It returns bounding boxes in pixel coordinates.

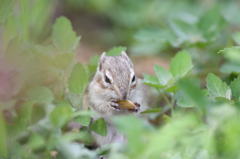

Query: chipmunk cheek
[131,83,137,89]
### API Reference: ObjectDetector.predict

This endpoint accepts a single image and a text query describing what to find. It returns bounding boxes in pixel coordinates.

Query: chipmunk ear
[120,51,128,58]
[98,52,106,71]
[121,51,133,67]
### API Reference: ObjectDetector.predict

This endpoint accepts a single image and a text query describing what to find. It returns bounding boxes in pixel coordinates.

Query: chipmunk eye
[104,75,111,84]
[131,75,136,83]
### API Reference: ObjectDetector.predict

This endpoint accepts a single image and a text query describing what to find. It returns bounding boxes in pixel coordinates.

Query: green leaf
[220,63,240,73]
[175,90,195,108]
[141,108,162,114]
[230,76,240,100]
[143,74,162,88]
[28,133,45,151]
[0,0,13,24]
[232,32,240,45]
[90,118,107,136]
[74,115,91,127]
[17,101,34,128]
[88,55,99,76]
[68,63,89,94]
[106,46,127,56]
[112,115,146,155]
[198,7,225,40]
[26,86,54,104]
[50,102,73,127]
[170,51,193,79]
[206,73,231,100]
[0,112,7,158]
[62,131,93,145]
[220,46,240,64]
[52,53,74,69]
[177,78,208,109]
[31,104,46,124]
[52,16,80,53]
[154,65,172,86]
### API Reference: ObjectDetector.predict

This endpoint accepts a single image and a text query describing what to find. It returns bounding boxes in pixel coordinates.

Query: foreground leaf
[230,76,240,100]
[26,86,54,104]
[50,102,73,127]
[28,133,45,151]
[52,16,80,53]
[177,78,208,110]
[220,63,240,73]
[220,46,240,63]
[154,65,172,86]
[170,51,193,79]
[232,32,240,45]
[74,115,91,127]
[175,90,195,108]
[0,112,7,158]
[207,73,231,100]
[90,118,107,136]
[141,108,162,114]
[68,63,89,94]
[143,74,162,88]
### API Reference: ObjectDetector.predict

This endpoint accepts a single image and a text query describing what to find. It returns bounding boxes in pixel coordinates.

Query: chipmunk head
[94,51,137,101]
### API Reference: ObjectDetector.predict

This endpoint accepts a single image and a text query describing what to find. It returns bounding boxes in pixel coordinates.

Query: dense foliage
[0,0,240,159]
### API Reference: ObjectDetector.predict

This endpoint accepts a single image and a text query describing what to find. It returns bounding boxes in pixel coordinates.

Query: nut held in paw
[116,100,139,112]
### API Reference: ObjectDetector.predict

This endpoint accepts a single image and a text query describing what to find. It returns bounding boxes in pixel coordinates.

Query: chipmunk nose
[114,85,128,100]
[122,92,127,100]
[120,89,128,100]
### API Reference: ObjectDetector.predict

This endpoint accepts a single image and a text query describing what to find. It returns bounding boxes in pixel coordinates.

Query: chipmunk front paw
[109,101,120,111]
[134,102,140,108]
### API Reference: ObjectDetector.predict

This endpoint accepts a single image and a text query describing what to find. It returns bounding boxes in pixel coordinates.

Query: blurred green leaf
[170,18,204,45]
[52,16,80,53]
[143,74,162,88]
[106,46,127,56]
[31,104,46,124]
[175,90,195,108]
[198,7,226,40]
[215,114,240,159]
[88,55,99,76]
[74,115,91,127]
[50,102,73,127]
[62,131,93,145]
[177,78,208,109]
[141,108,162,114]
[232,32,240,45]
[0,112,8,158]
[207,73,231,100]
[0,0,13,24]
[154,65,172,86]
[26,86,54,104]
[220,63,240,73]
[53,53,74,69]
[28,133,45,151]
[68,63,89,94]
[220,46,240,64]
[113,115,146,156]
[90,118,107,136]
[170,51,193,79]
[230,76,240,100]
[17,101,34,128]
[142,114,201,159]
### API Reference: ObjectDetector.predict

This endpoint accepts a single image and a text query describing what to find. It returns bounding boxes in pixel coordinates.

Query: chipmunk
[83,51,147,146]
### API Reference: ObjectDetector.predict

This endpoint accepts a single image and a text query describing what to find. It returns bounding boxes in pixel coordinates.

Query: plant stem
[162,93,174,115]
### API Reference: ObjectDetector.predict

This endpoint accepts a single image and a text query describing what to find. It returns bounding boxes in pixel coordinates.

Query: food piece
[116,100,139,111]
